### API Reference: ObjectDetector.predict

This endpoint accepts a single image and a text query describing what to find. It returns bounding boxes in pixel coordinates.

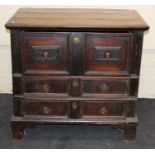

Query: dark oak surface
[5,8,149,30]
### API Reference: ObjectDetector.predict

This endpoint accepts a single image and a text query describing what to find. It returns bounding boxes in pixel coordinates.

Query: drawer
[81,77,138,97]
[21,32,70,75]
[23,100,69,116]
[23,76,70,97]
[17,99,136,118]
[85,33,132,75]
[21,76,138,97]
[82,78,130,97]
[83,101,125,117]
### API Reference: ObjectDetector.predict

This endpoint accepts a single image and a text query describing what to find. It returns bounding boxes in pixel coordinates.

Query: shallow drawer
[82,78,129,97]
[83,101,125,117]
[23,100,69,116]
[21,32,70,75]
[85,33,132,75]
[23,76,70,97]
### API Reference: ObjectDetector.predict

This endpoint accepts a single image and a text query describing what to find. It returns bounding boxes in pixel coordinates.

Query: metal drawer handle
[100,83,109,91]
[43,51,49,59]
[43,106,51,114]
[72,102,78,110]
[104,52,111,60]
[99,107,108,115]
[42,84,50,93]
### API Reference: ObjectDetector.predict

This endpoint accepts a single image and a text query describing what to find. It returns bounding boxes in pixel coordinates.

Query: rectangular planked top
[5,8,149,30]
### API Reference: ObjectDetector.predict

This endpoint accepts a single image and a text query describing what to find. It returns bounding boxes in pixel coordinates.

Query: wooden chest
[5,8,149,141]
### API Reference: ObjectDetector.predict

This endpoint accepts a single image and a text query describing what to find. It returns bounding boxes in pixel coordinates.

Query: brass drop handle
[72,79,79,88]
[99,107,108,115]
[73,36,80,44]
[104,52,111,60]
[43,106,51,114]
[43,51,49,59]
[100,83,108,91]
[72,102,78,110]
[42,83,50,93]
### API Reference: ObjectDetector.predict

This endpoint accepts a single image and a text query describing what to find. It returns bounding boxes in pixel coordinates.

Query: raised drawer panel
[83,101,125,116]
[23,100,69,116]
[82,78,129,97]
[21,32,70,75]
[83,79,127,95]
[85,33,132,75]
[23,76,70,97]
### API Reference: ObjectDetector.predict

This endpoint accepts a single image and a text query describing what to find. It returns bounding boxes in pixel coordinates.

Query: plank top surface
[5,8,149,30]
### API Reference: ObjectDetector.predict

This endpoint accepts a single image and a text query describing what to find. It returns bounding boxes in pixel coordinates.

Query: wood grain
[5,8,149,30]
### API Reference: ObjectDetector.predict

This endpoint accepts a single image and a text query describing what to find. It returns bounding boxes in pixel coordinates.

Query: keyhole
[43,51,49,59]
[43,106,51,114]
[42,84,50,93]
[72,102,78,110]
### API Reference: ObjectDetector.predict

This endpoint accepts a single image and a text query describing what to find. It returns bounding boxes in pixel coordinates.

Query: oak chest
[5,8,149,141]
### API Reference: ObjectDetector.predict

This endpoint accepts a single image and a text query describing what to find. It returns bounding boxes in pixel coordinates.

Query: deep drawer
[23,100,69,116]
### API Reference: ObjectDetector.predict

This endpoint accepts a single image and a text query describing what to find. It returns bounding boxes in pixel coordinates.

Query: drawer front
[23,76,70,97]
[83,101,125,117]
[21,32,70,75]
[23,76,138,97]
[18,99,135,118]
[82,78,129,97]
[23,100,68,116]
[85,33,132,75]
